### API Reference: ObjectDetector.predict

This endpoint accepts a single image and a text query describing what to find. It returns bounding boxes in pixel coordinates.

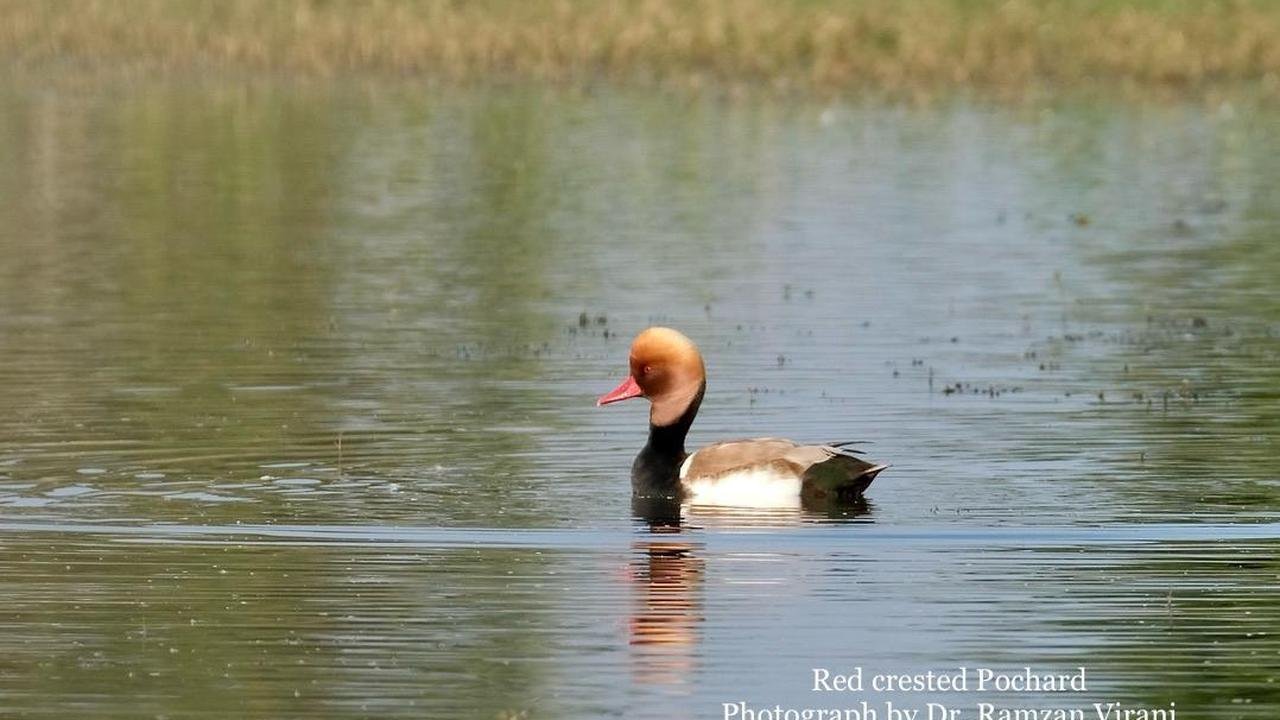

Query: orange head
[597,327,706,426]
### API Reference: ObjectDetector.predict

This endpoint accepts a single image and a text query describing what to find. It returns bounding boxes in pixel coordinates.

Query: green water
[0,78,1277,719]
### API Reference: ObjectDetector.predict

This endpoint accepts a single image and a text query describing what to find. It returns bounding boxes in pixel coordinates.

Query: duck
[598,327,886,506]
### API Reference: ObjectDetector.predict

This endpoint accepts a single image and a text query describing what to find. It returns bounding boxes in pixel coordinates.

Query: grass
[3,0,1280,94]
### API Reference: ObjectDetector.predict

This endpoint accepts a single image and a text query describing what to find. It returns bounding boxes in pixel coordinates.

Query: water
[1,78,1278,718]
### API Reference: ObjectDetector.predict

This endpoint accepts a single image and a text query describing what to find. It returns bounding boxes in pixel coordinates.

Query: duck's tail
[806,445,888,499]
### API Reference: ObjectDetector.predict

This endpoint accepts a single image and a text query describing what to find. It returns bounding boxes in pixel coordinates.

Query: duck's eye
[641,364,653,376]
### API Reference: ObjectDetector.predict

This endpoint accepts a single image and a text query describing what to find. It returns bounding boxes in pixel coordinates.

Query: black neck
[631,384,704,497]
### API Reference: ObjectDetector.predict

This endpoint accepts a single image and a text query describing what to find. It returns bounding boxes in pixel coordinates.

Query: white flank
[678,453,696,480]
[681,467,801,509]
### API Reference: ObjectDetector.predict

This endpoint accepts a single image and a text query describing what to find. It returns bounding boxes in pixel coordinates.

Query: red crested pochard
[598,327,886,505]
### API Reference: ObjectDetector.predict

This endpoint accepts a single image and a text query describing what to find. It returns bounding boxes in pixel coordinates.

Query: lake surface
[0,78,1277,719]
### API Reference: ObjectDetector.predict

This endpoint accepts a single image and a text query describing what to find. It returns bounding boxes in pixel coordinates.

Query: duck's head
[597,327,706,426]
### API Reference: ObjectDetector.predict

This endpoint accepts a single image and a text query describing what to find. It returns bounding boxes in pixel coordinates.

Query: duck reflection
[629,497,704,686]
[627,496,873,686]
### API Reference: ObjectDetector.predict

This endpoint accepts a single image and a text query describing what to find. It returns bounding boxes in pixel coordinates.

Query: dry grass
[3,0,1280,93]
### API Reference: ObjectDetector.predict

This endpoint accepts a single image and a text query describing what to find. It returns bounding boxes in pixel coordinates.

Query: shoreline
[2,0,1279,97]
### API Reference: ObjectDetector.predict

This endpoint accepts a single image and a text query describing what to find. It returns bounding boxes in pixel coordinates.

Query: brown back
[682,438,818,479]
[682,438,886,497]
